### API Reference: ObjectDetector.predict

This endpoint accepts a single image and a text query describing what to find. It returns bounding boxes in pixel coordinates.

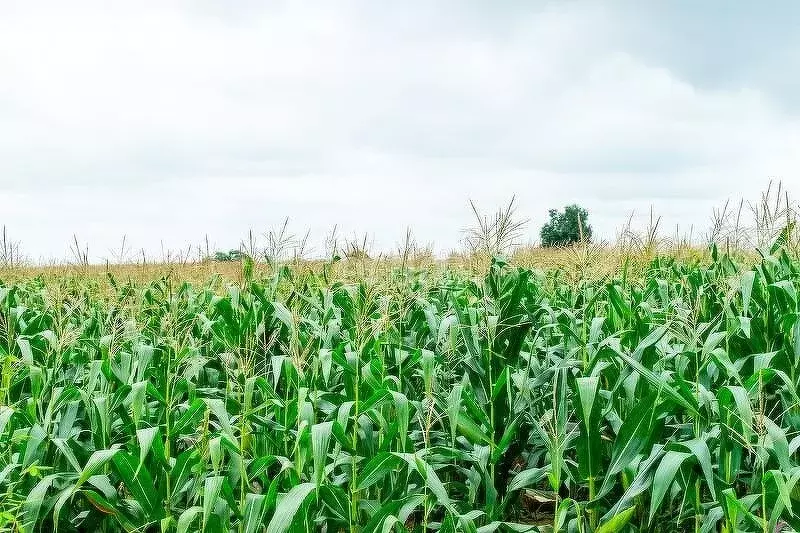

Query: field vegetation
[2,184,800,532]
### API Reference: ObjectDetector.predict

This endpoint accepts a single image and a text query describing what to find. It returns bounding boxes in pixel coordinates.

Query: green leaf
[242,494,268,533]
[507,467,548,493]
[633,325,669,359]
[571,376,602,480]
[77,447,121,487]
[676,438,717,500]
[702,331,727,359]
[135,426,162,474]
[457,412,491,445]
[598,398,666,499]
[649,450,692,524]
[129,381,147,428]
[394,453,453,512]
[741,270,755,313]
[177,506,203,533]
[22,474,58,532]
[764,416,791,471]
[22,424,46,470]
[492,415,520,463]
[204,398,235,440]
[765,470,793,518]
[596,506,636,533]
[272,301,294,332]
[320,485,350,522]
[357,453,403,491]
[609,348,699,415]
[0,406,14,437]
[51,438,82,473]
[112,451,160,517]
[18,337,33,365]
[265,482,316,533]
[311,421,333,489]
[173,399,205,436]
[171,449,200,494]
[203,476,224,530]
[447,383,464,445]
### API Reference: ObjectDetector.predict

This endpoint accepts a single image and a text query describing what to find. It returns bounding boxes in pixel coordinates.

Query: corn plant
[3,238,800,532]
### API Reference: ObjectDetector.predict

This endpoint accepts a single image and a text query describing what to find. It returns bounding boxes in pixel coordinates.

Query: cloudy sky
[1,1,798,261]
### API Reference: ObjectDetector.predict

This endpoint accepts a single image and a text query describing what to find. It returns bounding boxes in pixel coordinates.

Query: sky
[1,1,799,262]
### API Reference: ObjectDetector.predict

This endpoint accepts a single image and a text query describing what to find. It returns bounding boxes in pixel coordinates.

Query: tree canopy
[540,204,592,246]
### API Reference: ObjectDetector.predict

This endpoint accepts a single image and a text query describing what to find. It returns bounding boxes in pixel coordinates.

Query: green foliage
[540,204,592,246]
[3,243,800,531]
[213,249,246,262]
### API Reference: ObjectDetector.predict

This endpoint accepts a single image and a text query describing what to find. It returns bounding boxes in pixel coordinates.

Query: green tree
[212,249,245,262]
[540,204,592,246]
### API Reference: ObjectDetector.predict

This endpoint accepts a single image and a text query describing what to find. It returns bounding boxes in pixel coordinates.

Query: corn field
[3,243,800,532]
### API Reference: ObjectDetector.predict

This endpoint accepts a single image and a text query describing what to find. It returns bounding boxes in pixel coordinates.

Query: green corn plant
[5,230,800,532]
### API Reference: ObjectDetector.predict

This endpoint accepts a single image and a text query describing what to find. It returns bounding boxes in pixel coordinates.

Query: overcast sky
[1,1,799,262]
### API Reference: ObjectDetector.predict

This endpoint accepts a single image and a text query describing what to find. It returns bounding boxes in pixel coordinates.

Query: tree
[212,249,245,262]
[540,204,592,247]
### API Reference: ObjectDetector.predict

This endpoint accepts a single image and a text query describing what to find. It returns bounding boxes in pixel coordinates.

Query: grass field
[2,237,800,532]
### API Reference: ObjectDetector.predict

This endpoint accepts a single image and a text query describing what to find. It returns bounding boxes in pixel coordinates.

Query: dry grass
[0,243,755,290]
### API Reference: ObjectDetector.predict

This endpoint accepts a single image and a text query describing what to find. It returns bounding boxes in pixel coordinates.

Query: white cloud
[0,1,798,261]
